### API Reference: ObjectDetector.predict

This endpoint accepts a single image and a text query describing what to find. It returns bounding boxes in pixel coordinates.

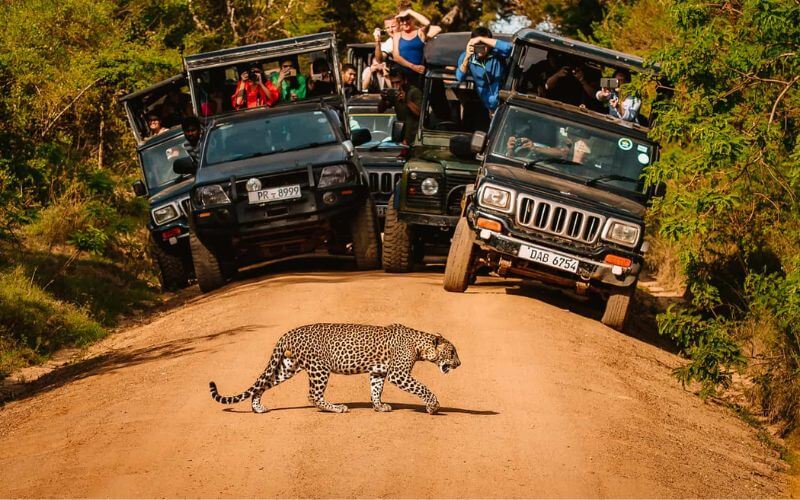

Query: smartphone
[600,77,620,89]
[288,68,297,77]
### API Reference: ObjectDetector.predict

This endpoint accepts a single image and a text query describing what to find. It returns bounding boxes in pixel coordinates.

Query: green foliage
[0,267,105,378]
[596,0,800,430]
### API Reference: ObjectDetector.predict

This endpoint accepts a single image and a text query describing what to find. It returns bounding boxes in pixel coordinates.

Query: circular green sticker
[618,138,633,151]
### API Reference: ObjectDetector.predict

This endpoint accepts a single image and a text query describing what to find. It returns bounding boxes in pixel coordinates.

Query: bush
[0,267,105,378]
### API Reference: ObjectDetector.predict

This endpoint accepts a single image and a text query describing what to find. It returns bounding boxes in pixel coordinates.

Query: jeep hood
[149,177,194,205]
[196,143,349,184]
[484,163,646,219]
[411,145,480,173]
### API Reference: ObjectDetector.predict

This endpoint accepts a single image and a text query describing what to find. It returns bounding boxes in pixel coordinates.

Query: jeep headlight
[421,177,439,196]
[318,165,350,188]
[602,220,641,247]
[196,184,231,208]
[480,185,513,211]
[152,203,180,226]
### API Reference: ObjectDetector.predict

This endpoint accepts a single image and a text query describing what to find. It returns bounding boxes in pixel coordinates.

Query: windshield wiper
[523,155,582,170]
[584,174,640,187]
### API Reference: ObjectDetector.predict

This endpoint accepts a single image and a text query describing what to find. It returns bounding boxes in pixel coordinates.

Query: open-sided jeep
[443,29,664,331]
[176,33,380,293]
[120,75,195,291]
[382,33,511,272]
[345,43,407,222]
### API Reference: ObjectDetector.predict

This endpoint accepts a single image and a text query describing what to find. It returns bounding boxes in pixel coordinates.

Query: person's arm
[620,96,641,121]
[232,81,246,109]
[546,67,569,90]
[373,28,384,64]
[490,39,513,58]
[455,51,470,82]
[405,87,422,118]
[263,80,279,106]
[399,8,434,41]
[392,34,425,74]
[293,75,307,100]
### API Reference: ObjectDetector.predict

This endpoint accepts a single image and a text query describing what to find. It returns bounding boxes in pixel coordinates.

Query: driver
[505,126,592,164]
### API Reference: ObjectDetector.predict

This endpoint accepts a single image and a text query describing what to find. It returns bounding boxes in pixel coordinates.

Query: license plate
[247,185,302,204]
[517,243,580,273]
[376,205,387,217]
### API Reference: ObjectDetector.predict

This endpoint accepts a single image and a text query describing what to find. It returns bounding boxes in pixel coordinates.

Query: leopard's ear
[432,333,444,345]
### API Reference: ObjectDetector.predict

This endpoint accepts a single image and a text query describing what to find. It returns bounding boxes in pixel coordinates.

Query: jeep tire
[151,242,190,291]
[382,193,414,272]
[601,285,635,331]
[351,197,381,270]
[190,233,233,293]
[443,217,476,292]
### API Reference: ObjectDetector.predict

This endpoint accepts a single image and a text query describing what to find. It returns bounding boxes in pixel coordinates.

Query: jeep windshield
[349,113,400,149]
[140,135,189,189]
[490,106,655,195]
[204,110,338,166]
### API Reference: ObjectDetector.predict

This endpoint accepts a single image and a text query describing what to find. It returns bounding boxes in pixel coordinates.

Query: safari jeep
[443,30,664,331]
[382,33,510,272]
[175,32,380,293]
[120,75,195,291]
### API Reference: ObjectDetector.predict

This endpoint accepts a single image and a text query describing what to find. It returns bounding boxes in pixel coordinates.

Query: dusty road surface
[0,258,787,497]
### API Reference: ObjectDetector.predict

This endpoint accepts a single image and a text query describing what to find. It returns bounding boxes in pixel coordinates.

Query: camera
[248,70,262,81]
[381,88,398,100]
[474,42,489,57]
[600,77,620,89]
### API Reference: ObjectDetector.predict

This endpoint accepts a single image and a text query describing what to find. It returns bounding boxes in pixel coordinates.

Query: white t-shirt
[380,38,394,55]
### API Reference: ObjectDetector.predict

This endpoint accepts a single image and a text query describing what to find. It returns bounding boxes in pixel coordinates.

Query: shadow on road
[469,277,681,354]
[0,325,266,406]
[221,401,498,416]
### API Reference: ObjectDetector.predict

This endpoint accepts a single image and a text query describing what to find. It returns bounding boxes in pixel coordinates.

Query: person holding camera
[270,57,307,103]
[456,27,513,112]
[231,66,278,110]
[378,66,422,145]
[362,60,390,93]
[373,16,399,65]
[596,69,641,122]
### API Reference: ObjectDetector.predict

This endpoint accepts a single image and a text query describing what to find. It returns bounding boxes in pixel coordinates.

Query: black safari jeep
[175,33,380,292]
[382,33,510,272]
[120,75,196,290]
[345,43,407,221]
[443,29,664,330]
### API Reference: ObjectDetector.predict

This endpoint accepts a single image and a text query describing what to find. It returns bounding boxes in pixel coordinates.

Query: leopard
[209,323,461,414]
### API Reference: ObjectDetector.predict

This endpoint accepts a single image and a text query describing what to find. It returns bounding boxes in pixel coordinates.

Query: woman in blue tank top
[391,8,441,80]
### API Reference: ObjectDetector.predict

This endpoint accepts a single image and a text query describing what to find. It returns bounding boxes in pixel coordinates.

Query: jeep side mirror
[449,135,474,160]
[351,128,372,147]
[470,131,487,154]
[173,156,197,176]
[131,180,147,197]
[391,121,406,144]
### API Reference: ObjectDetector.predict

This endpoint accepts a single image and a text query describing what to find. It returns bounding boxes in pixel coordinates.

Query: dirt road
[0,258,787,497]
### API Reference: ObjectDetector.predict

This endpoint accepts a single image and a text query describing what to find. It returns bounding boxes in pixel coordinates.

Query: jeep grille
[445,172,475,216]
[368,171,402,194]
[517,194,605,244]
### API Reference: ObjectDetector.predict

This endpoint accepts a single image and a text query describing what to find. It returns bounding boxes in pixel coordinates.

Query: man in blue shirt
[456,27,513,112]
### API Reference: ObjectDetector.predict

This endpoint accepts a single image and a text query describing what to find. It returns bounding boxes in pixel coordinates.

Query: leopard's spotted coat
[209,323,461,414]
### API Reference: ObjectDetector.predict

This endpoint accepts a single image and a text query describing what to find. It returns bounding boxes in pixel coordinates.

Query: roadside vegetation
[2,0,799,440]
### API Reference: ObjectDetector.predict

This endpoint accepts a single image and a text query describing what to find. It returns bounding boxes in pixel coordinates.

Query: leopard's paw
[426,401,440,415]
[332,404,349,413]
[373,403,393,412]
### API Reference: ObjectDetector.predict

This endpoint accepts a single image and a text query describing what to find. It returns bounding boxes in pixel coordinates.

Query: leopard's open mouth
[440,363,452,374]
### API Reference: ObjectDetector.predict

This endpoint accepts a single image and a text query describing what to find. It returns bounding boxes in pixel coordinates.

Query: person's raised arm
[373,28,385,64]
[456,47,472,82]
[400,8,437,41]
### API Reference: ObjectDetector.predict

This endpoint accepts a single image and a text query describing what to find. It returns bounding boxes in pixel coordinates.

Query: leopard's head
[421,334,461,374]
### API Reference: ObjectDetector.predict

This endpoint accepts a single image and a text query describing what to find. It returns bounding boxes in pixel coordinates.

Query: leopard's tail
[209,338,285,405]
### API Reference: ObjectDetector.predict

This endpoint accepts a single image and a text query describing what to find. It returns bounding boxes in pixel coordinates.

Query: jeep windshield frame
[202,108,340,167]
[487,96,657,202]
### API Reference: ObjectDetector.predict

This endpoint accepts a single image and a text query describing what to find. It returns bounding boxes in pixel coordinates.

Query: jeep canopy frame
[119,74,190,144]
[184,32,346,119]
